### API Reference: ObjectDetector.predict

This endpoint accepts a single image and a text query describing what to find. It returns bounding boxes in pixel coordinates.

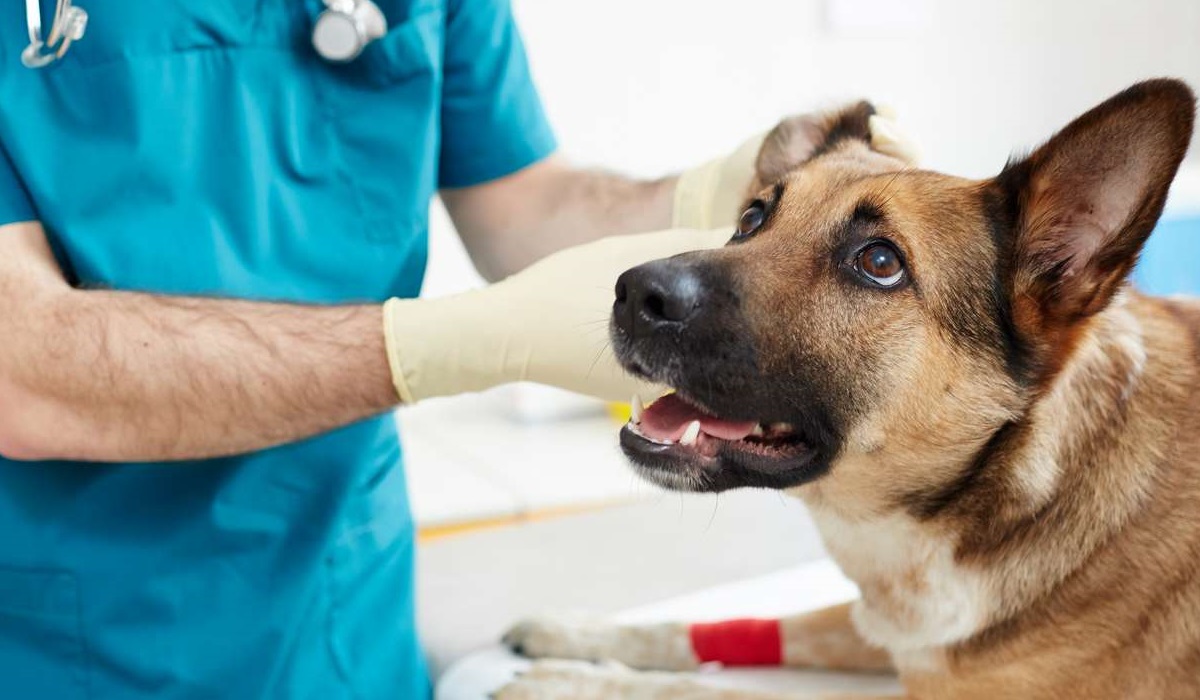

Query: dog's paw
[493,659,697,700]
[503,617,597,660]
[503,616,699,671]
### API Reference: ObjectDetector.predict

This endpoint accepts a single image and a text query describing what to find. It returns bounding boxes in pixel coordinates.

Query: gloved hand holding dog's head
[673,105,920,230]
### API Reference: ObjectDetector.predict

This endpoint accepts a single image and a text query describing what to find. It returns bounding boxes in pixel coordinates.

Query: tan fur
[782,603,894,673]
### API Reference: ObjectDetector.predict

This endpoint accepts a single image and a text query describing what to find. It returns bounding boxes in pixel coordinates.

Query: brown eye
[857,242,905,287]
[735,202,765,239]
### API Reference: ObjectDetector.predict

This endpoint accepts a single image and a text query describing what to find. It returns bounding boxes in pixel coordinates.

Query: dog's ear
[996,79,1195,330]
[751,101,878,191]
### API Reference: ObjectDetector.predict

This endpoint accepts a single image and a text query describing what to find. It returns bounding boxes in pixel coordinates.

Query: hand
[672,107,920,230]
[384,227,732,403]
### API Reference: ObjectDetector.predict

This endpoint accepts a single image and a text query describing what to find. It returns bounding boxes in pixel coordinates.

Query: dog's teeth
[631,394,644,424]
[751,424,765,437]
[681,420,702,447]
[628,421,677,446]
[771,422,794,433]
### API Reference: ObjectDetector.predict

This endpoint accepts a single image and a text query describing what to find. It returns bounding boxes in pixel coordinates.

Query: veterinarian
[0,1,918,698]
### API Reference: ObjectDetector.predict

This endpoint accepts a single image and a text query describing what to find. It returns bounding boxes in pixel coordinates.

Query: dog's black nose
[614,259,705,337]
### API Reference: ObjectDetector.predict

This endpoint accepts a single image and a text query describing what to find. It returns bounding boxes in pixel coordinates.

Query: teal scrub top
[0,1,555,698]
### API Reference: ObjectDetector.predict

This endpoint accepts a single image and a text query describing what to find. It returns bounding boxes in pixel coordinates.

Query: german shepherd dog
[499,79,1199,699]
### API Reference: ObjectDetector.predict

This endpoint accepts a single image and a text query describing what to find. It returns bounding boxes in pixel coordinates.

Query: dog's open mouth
[622,392,811,462]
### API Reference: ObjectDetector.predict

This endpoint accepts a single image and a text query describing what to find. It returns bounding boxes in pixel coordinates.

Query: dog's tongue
[639,394,758,442]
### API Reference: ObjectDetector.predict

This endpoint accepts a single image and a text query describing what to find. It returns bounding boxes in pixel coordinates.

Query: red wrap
[688,618,783,666]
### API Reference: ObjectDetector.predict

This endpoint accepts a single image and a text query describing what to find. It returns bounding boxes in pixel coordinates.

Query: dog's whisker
[585,341,612,379]
[873,166,909,209]
[704,493,721,532]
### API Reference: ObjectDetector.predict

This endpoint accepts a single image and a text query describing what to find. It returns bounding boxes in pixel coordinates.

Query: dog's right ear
[995,79,1195,336]
[751,101,879,191]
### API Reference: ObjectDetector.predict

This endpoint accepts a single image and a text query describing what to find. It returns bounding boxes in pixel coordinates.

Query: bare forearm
[443,155,678,280]
[519,166,677,255]
[0,238,395,462]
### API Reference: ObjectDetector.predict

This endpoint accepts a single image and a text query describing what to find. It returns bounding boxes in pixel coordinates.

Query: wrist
[382,298,415,403]
[383,290,513,404]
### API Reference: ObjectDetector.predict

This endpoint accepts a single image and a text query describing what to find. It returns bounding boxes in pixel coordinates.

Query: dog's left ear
[996,79,1195,329]
[751,101,879,191]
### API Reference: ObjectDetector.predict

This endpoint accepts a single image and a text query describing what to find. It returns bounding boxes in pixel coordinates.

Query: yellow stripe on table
[418,499,630,543]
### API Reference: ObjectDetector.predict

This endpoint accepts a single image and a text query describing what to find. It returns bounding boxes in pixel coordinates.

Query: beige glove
[383,228,733,404]
[672,132,766,231]
[868,106,922,164]
[672,109,920,230]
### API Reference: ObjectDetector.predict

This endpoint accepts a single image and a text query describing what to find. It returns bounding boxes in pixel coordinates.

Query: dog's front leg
[494,659,908,700]
[779,602,892,672]
[504,601,891,674]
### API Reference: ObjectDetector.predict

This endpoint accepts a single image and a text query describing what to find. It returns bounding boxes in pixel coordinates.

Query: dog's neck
[809,292,1179,667]
[951,292,1167,619]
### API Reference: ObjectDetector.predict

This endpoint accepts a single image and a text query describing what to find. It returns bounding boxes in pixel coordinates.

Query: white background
[422,0,1200,297]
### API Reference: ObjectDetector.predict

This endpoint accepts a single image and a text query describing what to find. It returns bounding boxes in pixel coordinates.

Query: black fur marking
[904,419,1022,520]
[831,197,889,251]
[808,101,877,161]
[981,183,1035,386]
[851,198,886,225]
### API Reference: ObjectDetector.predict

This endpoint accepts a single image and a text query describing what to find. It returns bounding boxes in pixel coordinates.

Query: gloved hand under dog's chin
[383,227,733,404]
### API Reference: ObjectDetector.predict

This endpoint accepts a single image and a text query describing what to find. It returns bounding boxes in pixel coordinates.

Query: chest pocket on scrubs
[315,1,445,251]
[0,568,88,699]
[356,3,445,87]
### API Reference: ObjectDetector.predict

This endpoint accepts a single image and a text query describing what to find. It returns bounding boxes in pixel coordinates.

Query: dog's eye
[735,202,766,239]
[856,242,905,287]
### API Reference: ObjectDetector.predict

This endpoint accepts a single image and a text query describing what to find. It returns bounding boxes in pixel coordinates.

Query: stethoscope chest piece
[22,0,88,68]
[20,0,387,68]
[313,0,388,63]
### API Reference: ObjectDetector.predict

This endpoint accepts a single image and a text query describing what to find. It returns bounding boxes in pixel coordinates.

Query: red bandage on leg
[688,618,783,666]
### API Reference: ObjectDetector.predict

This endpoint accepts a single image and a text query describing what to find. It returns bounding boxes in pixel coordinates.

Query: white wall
[423,0,1200,297]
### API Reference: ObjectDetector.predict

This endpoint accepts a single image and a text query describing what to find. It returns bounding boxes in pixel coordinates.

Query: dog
[497,78,1199,700]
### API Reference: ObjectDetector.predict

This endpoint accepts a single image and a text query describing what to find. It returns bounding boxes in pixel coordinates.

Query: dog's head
[611,80,1195,509]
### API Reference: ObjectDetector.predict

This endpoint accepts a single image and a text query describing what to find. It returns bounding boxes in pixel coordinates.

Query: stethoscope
[22,0,387,69]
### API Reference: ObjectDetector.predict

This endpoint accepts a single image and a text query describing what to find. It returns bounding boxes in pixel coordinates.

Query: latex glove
[868,106,922,164]
[672,109,921,230]
[383,228,733,404]
[672,132,766,230]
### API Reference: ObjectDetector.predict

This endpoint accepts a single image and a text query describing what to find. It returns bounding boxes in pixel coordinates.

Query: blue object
[0,1,555,698]
[1133,214,1200,295]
